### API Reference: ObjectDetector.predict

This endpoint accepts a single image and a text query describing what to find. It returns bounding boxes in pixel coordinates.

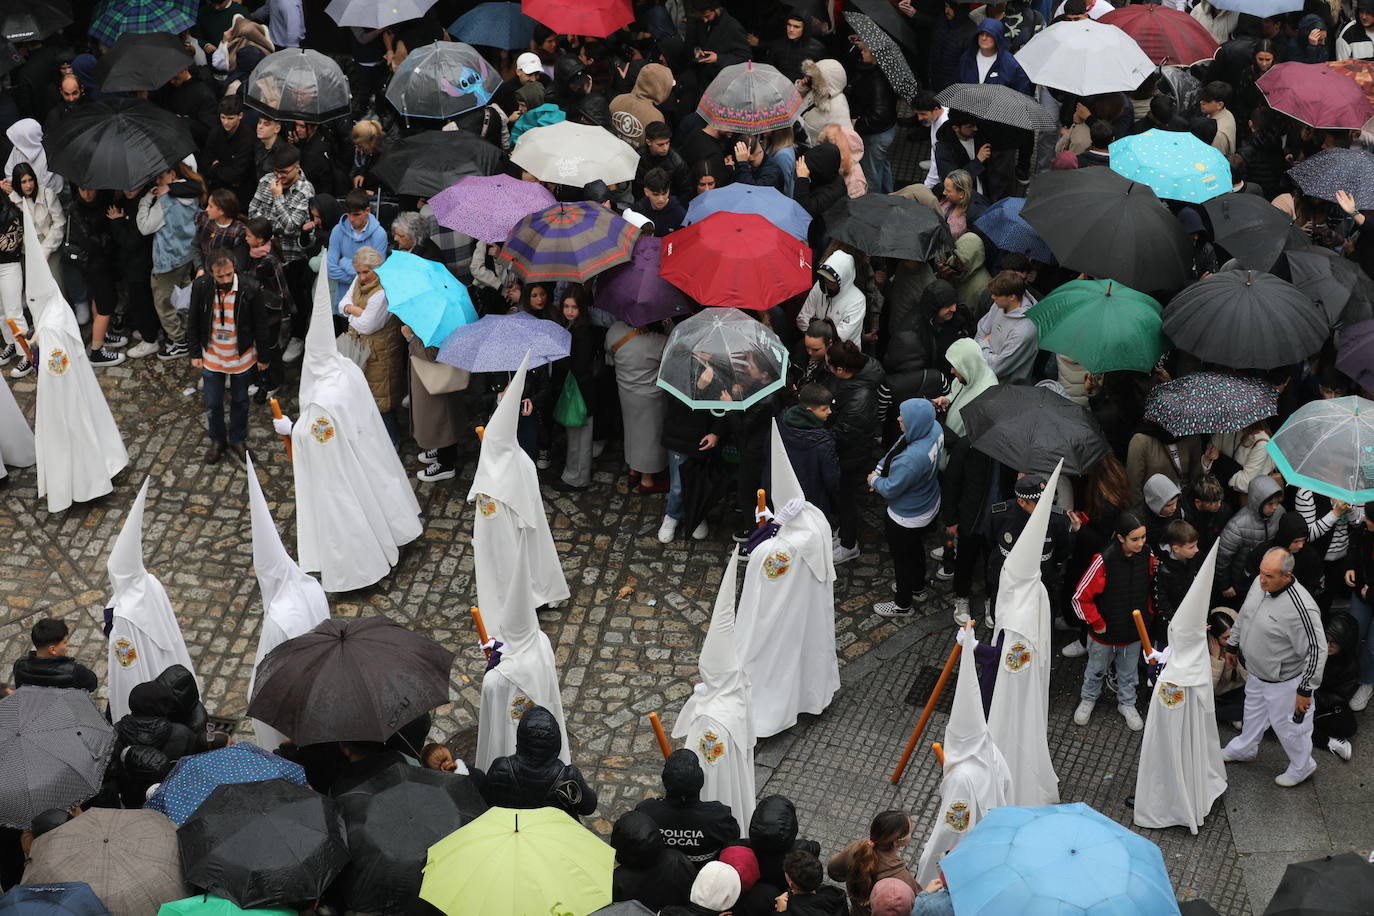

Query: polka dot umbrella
[145,743,308,826]
[1109,128,1231,204]
[843,12,919,102]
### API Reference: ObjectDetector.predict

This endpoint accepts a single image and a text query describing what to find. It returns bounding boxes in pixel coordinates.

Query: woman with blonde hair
[818,122,869,198]
[339,246,407,443]
[350,120,385,193]
[940,168,984,239]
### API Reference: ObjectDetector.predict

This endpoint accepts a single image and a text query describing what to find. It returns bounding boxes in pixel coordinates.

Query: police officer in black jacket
[986,474,1076,620]
[635,749,741,867]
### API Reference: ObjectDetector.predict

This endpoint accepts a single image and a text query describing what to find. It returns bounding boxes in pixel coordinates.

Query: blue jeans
[860,125,896,195]
[1347,590,1374,685]
[1081,638,1140,707]
[202,368,251,445]
[666,449,689,519]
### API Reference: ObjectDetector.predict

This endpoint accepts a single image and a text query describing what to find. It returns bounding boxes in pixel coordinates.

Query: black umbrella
[1179,901,1221,915]
[679,452,730,541]
[961,384,1110,475]
[1283,247,1356,324]
[1201,191,1305,271]
[43,98,196,190]
[1264,852,1374,916]
[178,779,348,910]
[247,616,455,746]
[935,83,1060,132]
[826,193,954,262]
[0,0,70,41]
[92,31,192,93]
[1021,167,1193,293]
[591,904,657,915]
[1289,147,1374,209]
[0,687,115,828]
[1163,269,1330,369]
[373,130,503,198]
[334,762,487,914]
[849,0,920,50]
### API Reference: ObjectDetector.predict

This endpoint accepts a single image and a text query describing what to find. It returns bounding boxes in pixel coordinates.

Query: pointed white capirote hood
[22,199,60,320]
[673,553,752,745]
[108,476,152,595]
[769,419,804,507]
[943,623,999,769]
[1161,540,1220,688]
[468,351,545,527]
[246,453,330,626]
[994,459,1064,651]
[300,247,344,407]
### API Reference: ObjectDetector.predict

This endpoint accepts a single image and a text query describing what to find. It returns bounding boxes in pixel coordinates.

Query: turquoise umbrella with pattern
[1109,129,1231,203]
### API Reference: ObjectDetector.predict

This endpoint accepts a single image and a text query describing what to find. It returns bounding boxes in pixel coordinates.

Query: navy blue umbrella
[974,196,1054,263]
[0,883,110,916]
[448,2,536,50]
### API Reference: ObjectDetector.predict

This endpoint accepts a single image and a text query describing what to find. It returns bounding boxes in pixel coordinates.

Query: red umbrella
[1257,61,1374,129]
[659,212,813,310]
[1328,58,1374,107]
[1098,5,1218,65]
[521,0,631,37]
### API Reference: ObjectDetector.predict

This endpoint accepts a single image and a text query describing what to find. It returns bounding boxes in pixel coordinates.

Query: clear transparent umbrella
[385,41,499,122]
[1268,396,1374,502]
[656,308,789,412]
[245,49,350,123]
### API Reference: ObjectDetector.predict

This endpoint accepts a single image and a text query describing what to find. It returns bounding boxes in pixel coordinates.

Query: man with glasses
[249,144,314,362]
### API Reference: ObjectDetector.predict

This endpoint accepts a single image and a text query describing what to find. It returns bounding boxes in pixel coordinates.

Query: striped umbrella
[1143,372,1278,437]
[844,12,919,101]
[697,62,802,135]
[500,201,639,283]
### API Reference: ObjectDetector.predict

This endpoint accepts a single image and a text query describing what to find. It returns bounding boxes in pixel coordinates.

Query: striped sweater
[1227,577,1325,697]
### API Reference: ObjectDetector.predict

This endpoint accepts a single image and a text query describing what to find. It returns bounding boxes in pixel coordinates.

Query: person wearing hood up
[510,81,566,146]
[871,399,944,618]
[4,119,61,195]
[1242,509,1324,599]
[798,59,852,146]
[1312,610,1360,761]
[762,13,825,81]
[326,189,388,290]
[974,269,1037,381]
[796,251,867,345]
[663,860,742,916]
[882,279,973,404]
[1288,13,1332,62]
[612,810,698,911]
[111,680,201,806]
[957,19,1032,94]
[794,143,846,253]
[610,62,674,148]
[480,705,596,818]
[637,749,743,866]
[736,794,800,892]
[1217,474,1286,600]
[1137,473,1191,554]
[937,231,992,309]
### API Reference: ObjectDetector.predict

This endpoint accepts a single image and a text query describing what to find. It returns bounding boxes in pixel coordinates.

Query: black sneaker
[732,527,753,543]
[9,357,32,378]
[158,340,189,360]
[417,462,456,482]
[102,330,128,349]
[0,342,15,362]
[89,347,127,367]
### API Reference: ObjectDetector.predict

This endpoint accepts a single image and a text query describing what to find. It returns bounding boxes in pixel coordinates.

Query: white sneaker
[127,340,160,358]
[283,337,304,362]
[1061,640,1087,658]
[1275,769,1313,787]
[691,520,709,540]
[1221,746,1255,763]
[1351,683,1373,711]
[1328,736,1353,761]
[657,515,678,544]
[1119,705,1144,731]
[952,597,971,626]
[833,543,860,565]
[929,545,945,560]
[935,566,954,581]
[1073,699,1095,726]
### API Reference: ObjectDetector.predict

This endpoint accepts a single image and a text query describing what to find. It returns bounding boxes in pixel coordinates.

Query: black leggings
[884,514,929,608]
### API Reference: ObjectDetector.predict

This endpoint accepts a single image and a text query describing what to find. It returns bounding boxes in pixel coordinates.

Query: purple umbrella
[499,201,639,283]
[595,236,694,327]
[429,175,555,244]
[437,311,571,372]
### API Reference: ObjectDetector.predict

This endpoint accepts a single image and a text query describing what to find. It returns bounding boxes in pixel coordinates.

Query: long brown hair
[1086,452,1132,517]
[846,810,910,905]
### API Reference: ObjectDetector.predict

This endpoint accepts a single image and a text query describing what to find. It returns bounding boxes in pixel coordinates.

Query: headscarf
[945,337,997,437]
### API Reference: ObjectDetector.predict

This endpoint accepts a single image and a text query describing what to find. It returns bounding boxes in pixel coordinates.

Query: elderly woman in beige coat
[403,325,467,483]
[339,246,407,444]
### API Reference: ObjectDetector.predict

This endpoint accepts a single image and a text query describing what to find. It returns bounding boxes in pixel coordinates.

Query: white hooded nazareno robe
[289,251,421,591]
[672,555,756,829]
[245,453,331,751]
[475,547,569,770]
[1133,541,1227,833]
[735,421,839,739]
[25,199,126,511]
[468,352,569,636]
[0,373,35,479]
[106,478,198,722]
[918,623,1013,883]
[987,459,1063,807]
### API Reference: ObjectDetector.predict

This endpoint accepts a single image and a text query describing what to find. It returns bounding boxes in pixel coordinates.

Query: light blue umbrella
[684,184,811,242]
[437,311,571,372]
[940,803,1178,915]
[1207,0,1301,14]
[145,743,307,826]
[0,882,110,916]
[1268,396,1374,503]
[375,251,478,347]
[448,2,536,50]
[1109,129,1231,203]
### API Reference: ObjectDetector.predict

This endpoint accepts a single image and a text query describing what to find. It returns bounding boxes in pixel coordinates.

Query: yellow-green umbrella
[420,807,612,916]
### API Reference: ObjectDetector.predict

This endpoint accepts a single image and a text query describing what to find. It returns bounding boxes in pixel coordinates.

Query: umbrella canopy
[1284,246,1360,324]
[325,0,436,28]
[1022,167,1193,292]
[0,687,114,828]
[511,121,639,187]
[24,808,188,915]
[1264,851,1374,915]
[1289,147,1374,210]
[375,250,478,346]
[438,312,571,372]
[1180,901,1222,915]
[825,193,953,261]
[590,904,655,916]
[1267,397,1374,503]
[178,780,348,911]
[843,12,919,101]
[849,0,921,50]
[246,616,455,746]
[420,806,614,916]
[43,98,196,190]
[520,0,632,38]
[1202,191,1304,270]
[594,235,695,327]
[335,763,488,915]
[1337,319,1374,392]
[449,2,535,49]
[696,61,802,134]
[1026,280,1167,373]
[88,0,195,47]
[684,183,811,241]
[1015,20,1154,96]
[1144,372,1279,436]
[1098,4,1219,65]
[372,130,502,198]
[92,32,192,93]
[386,41,500,122]
[0,38,22,78]
[974,196,1054,262]
[159,896,294,915]
[500,201,639,283]
[660,212,812,310]
[1208,0,1301,12]
[1259,61,1374,130]
[1162,269,1329,369]
[245,49,350,123]
[1109,129,1230,203]
[0,883,109,916]
[941,803,1176,914]
[935,83,1059,131]
[0,0,70,41]
[430,174,554,243]
[656,307,789,412]
[1328,58,1374,106]
[144,744,309,827]
[962,384,1110,475]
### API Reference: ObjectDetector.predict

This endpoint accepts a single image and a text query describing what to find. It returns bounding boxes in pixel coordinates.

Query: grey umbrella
[936,83,1060,131]
[844,12,919,102]
[245,49,350,123]
[0,687,114,828]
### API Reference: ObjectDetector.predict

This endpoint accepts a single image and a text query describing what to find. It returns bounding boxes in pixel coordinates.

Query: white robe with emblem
[106,478,197,722]
[987,460,1063,807]
[673,555,756,829]
[24,201,126,512]
[0,373,34,478]
[1134,541,1227,833]
[735,422,838,739]
[291,253,421,592]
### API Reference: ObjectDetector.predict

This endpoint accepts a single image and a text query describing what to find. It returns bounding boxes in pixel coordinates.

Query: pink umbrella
[1257,61,1374,129]
[429,174,555,243]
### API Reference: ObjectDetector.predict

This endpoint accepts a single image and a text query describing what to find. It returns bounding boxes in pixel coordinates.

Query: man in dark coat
[635,749,741,866]
[684,0,751,85]
[774,384,841,518]
[612,811,699,911]
[202,96,258,203]
[761,12,825,82]
[481,705,598,819]
[794,143,846,253]
[156,67,219,149]
[11,618,98,692]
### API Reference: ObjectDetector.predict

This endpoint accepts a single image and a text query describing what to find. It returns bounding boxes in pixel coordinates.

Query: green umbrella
[158,895,295,915]
[1026,279,1168,373]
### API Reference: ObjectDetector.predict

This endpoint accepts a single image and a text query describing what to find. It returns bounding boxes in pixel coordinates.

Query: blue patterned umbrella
[145,744,307,826]
[448,2,536,49]
[685,183,811,241]
[375,251,478,347]
[89,0,196,47]
[0,883,110,916]
[1110,129,1231,203]
[974,196,1054,263]
[437,313,571,372]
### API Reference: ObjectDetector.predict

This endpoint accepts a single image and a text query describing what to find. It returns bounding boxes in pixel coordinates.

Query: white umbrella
[1015,20,1154,96]
[510,120,639,187]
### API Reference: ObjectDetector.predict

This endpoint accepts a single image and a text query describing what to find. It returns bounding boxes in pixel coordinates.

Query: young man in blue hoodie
[327,189,388,292]
[870,399,944,617]
[956,19,1032,95]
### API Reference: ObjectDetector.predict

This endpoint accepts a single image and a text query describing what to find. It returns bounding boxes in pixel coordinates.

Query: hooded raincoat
[956,20,1033,94]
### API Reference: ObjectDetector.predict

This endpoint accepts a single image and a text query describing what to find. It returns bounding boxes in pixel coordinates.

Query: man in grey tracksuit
[1222,547,1326,787]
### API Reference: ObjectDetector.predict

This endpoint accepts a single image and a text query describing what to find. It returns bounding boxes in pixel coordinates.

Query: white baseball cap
[516,52,542,75]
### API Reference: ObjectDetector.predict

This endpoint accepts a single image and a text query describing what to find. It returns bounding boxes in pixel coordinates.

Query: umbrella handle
[475,425,485,442]
[891,631,967,784]
[1132,609,1154,658]
[933,742,945,768]
[269,398,293,461]
[471,606,491,659]
[648,711,672,759]
[7,319,31,365]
